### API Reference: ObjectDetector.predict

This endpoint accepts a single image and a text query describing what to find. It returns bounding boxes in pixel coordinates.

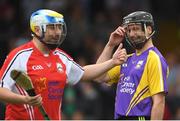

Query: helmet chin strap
[31,26,45,43]
[134,23,155,49]
[134,30,155,45]
[126,23,155,50]
[145,30,155,40]
[144,23,155,41]
[31,27,58,50]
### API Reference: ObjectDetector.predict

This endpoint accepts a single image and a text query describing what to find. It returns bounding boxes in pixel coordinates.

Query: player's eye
[56,24,63,30]
[47,24,62,30]
[47,24,55,30]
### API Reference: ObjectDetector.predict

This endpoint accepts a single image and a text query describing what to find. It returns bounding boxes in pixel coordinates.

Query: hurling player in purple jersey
[95,11,169,120]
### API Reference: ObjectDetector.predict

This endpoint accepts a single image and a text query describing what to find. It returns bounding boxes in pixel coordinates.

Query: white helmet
[30,9,67,48]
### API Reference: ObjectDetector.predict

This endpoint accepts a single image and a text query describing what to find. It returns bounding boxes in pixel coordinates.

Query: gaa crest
[56,63,64,73]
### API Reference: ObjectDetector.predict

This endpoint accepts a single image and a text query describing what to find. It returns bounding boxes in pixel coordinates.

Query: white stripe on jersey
[16,84,35,120]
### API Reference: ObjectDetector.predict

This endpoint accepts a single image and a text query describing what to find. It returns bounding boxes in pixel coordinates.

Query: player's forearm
[0,88,27,104]
[96,44,114,64]
[151,98,165,120]
[81,59,115,81]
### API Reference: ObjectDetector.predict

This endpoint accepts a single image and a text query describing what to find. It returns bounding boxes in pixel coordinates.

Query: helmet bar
[30,9,67,49]
[123,11,155,50]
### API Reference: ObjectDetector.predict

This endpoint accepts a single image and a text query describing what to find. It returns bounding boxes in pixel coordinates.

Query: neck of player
[136,39,154,54]
[33,37,51,55]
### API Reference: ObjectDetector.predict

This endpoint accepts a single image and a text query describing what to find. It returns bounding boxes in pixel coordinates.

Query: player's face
[44,24,62,45]
[124,23,146,44]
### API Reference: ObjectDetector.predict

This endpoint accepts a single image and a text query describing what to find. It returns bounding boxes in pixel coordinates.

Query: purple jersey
[108,47,168,119]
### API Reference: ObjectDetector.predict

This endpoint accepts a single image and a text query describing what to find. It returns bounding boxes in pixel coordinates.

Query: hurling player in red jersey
[0,9,127,120]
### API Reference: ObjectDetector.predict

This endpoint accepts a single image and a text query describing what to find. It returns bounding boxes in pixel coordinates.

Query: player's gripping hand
[112,43,127,65]
[107,26,125,47]
[24,94,42,106]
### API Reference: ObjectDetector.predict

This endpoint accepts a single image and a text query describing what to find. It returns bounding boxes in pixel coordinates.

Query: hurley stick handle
[11,70,50,120]
[27,89,50,120]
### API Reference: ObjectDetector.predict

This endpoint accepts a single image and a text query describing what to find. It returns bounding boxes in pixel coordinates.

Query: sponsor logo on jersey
[32,65,44,70]
[135,60,144,69]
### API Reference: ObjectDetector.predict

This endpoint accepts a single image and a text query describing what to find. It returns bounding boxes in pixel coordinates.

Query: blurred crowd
[0,0,180,119]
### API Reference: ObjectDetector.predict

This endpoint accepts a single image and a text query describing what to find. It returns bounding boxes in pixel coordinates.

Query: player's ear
[34,26,41,36]
[147,26,152,35]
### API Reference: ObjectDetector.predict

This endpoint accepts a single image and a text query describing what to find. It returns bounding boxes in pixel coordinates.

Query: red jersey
[0,41,84,120]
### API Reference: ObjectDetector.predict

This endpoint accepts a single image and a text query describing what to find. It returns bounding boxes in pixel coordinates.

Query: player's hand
[25,94,42,106]
[107,26,125,47]
[112,43,127,65]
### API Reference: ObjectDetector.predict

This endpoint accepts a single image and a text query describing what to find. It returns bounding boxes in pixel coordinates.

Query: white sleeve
[54,50,84,85]
[66,61,84,85]
[0,56,21,90]
[0,49,32,91]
